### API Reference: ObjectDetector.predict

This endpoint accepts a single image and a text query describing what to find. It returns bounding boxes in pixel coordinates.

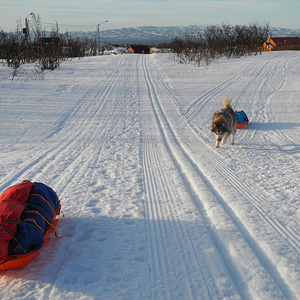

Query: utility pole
[24,12,34,45]
[97,20,108,55]
[97,24,100,55]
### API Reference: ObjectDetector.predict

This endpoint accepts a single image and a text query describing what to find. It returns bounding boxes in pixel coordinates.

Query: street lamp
[24,12,34,44]
[97,20,108,55]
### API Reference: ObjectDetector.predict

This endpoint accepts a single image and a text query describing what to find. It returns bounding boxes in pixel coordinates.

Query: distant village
[102,44,162,55]
[103,37,300,56]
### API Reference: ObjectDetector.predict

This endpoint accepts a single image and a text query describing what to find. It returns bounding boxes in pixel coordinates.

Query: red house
[263,37,300,51]
[126,45,151,54]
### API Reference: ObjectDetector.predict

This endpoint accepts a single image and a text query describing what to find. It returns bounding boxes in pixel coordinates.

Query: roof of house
[127,45,150,52]
[270,37,300,46]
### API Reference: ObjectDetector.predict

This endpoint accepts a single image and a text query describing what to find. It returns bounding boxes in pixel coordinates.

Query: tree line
[0,16,91,77]
[1,18,270,77]
[166,23,270,66]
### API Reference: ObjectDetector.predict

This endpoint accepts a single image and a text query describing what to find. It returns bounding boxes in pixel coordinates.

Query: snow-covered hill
[73,25,300,45]
[1,51,300,299]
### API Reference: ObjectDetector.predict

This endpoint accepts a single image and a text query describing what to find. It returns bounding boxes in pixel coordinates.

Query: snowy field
[0,51,300,300]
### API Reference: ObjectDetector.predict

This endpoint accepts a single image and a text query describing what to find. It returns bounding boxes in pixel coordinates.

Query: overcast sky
[1,0,299,32]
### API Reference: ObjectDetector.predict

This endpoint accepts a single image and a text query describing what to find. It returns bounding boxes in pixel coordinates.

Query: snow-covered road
[1,51,300,299]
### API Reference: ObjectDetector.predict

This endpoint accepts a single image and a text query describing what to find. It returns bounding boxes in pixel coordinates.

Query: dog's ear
[222,123,226,128]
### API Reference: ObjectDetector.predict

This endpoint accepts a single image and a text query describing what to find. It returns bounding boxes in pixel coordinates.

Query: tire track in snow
[154,53,300,270]
[186,54,300,297]
[142,137,219,299]
[140,56,244,299]
[163,53,300,298]
[33,56,141,299]
[196,54,300,249]
[256,55,299,146]
[0,56,132,300]
[44,56,136,299]
[141,75,199,298]
[186,55,300,296]
[184,60,260,122]
[191,135,300,298]
[141,55,294,299]
[0,56,126,193]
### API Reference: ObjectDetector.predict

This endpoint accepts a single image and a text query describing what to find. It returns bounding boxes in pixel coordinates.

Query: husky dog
[211,97,237,148]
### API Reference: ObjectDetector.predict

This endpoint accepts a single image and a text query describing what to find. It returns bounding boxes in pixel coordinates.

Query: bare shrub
[169,22,270,66]
[0,15,90,79]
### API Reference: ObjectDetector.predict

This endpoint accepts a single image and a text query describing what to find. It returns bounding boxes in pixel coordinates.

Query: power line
[28,20,97,29]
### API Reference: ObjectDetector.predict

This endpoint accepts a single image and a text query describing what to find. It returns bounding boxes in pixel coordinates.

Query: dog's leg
[221,132,229,144]
[230,132,235,145]
[215,137,221,148]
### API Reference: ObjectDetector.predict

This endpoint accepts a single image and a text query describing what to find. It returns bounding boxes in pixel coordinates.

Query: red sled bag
[0,180,61,270]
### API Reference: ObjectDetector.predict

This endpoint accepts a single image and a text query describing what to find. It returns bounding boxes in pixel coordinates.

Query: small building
[113,47,127,55]
[263,37,300,51]
[126,45,151,54]
[150,47,162,53]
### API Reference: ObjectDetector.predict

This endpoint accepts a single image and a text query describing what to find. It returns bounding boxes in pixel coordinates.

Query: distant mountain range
[71,25,300,45]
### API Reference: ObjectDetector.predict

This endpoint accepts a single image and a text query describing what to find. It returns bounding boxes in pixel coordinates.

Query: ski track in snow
[0,51,300,299]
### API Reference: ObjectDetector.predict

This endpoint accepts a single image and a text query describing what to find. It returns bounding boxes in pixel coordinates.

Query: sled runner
[0,181,61,270]
[236,110,249,129]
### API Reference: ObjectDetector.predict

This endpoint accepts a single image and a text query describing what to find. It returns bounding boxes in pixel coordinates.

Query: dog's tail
[222,97,232,109]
